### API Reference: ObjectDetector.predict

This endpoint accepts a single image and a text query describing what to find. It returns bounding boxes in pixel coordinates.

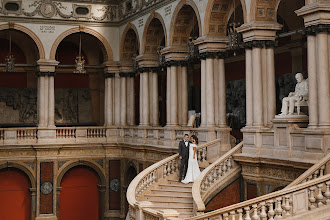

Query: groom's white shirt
[184,141,188,147]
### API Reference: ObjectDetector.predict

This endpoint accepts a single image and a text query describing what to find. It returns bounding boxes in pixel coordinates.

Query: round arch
[204,0,247,36]
[141,12,167,54]
[56,160,106,186]
[120,22,140,60]
[0,162,36,187]
[0,23,45,59]
[50,27,113,62]
[169,0,202,46]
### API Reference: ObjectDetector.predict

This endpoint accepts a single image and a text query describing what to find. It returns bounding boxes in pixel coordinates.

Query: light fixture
[5,30,15,72]
[157,46,165,70]
[186,14,199,60]
[74,33,86,74]
[227,0,243,56]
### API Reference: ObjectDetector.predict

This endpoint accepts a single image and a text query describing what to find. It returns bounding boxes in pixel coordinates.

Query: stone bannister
[127,139,221,220]
[190,173,330,220]
[192,142,243,214]
[286,153,330,188]
[0,126,231,149]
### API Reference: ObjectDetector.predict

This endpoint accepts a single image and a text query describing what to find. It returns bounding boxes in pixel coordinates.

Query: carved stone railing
[56,128,76,139]
[192,142,243,214]
[190,173,330,220]
[17,128,38,139]
[87,127,106,138]
[0,129,3,140]
[127,139,220,220]
[286,153,330,188]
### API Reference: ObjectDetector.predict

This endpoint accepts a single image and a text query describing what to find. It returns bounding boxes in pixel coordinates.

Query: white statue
[280,73,308,116]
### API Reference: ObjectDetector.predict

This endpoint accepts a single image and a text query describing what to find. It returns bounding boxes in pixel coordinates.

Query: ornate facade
[0,0,329,219]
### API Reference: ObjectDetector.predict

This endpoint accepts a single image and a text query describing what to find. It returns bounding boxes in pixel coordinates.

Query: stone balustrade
[127,140,220,220]
[286,153,330,188]
[192,142,243,214]
[190,174,330,220]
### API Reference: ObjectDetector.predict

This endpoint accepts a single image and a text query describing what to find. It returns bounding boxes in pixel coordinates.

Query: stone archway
[120,23,140,61]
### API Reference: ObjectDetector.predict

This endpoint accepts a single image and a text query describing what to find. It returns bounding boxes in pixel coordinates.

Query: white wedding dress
[181,143,201,184]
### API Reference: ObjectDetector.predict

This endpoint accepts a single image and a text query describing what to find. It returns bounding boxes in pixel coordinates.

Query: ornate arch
[56,160,106,186]
[120,22,140,61]
[50,27,113,61]
[0,23,45,59]
[169,0,202,46]
[141,12,167,54]
[204,0,247,36]
[0,161,36,187]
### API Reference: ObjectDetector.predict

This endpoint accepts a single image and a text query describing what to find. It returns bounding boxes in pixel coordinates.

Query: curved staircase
[127,139,330,220]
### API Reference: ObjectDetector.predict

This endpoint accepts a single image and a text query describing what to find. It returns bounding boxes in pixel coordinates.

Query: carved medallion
[110,178,120,192]
[40,2,55,18]
[40,181,53,195]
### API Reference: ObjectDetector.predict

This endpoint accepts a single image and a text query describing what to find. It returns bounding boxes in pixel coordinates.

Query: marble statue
[280,73,308,116]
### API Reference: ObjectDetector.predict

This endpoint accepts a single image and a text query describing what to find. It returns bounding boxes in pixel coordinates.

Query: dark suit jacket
[179,140,190,159]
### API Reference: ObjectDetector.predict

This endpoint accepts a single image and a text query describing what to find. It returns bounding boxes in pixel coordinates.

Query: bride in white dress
[182,135,201,184]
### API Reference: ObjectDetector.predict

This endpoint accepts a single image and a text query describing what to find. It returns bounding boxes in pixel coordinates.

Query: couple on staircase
[178,134,201,184]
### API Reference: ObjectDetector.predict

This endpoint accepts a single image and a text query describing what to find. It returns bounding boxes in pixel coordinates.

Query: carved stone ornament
[40,2,56,18]
[110,178,120,192]
[40,181,53,195]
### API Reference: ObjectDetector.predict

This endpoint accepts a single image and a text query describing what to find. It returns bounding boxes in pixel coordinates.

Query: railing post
[137,201,153,220]
[157,209,179,220]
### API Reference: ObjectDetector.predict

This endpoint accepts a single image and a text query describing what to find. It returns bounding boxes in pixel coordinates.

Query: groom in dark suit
[179,134,190,181]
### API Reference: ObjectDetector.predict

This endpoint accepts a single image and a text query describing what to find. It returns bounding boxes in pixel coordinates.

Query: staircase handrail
[127,139,220,208]
[192,141,243,212]
[286,153,330,188]
[190,173,330,220]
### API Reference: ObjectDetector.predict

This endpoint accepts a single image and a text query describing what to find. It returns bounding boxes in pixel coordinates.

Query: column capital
[237,21,282,42]
[217,51,227,59]
[138,67,159,73]
[296,1,330,27]
[194,35,228,54]
[200,52,217,59]
[103,72,116,78]
[37,59,59,72]
[165,60,181,67]
[243,40,276,49]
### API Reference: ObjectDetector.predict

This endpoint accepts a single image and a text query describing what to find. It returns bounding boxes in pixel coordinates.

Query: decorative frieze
[243,40,276,49]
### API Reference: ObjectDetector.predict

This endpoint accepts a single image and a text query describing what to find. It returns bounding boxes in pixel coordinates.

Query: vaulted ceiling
[61,0,121,4]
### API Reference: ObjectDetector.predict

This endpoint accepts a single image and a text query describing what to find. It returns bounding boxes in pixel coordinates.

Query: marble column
[151,71,159,126]
[266,42,276,126]
[307,34,318,128]
[104,73,115,126]
[252,44,263,127]
[141,71,150,126]
[206,55,215,127]
[166,66,171,126]
[127,74,135,126]
[139,73,143,125]
[37,72,47,128]
[120,73,127,126]
[200,57,207,127]
[170,64,178,126]
[114,73,121,125]
[181,64,188,126]
[245,46,253,127]
[48,73,55,127]
[218,53,227,127]
[316,31,330,127]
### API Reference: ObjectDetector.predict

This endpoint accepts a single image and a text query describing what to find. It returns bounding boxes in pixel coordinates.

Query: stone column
[170,64,178,126]
[120,73,127,126]
[166,66,171,126]
[181,63,188,126]
[114,73,121,125]
[252,43,264,127]
[205,54,215,127]
[266,42,276,126]
[151,70,159,126]
[245,45,253,127]
[200,57,207,127]
[218,52,227,127]
[37,71,47,128]
[307,33,318,128]
[127,73,136,126]
[104,72,115,126]
[140,71,150,126]
[47,73,55,127]
[316,30,330,127]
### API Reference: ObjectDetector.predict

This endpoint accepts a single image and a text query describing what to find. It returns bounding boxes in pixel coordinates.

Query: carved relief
[23,0,72,19]
[255,0,276,21]
[207,0,230,35]
[122,28,138,60]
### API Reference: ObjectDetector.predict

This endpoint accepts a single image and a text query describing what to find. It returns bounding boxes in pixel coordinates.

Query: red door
[60,166,99,220]
[0,169,31,220]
